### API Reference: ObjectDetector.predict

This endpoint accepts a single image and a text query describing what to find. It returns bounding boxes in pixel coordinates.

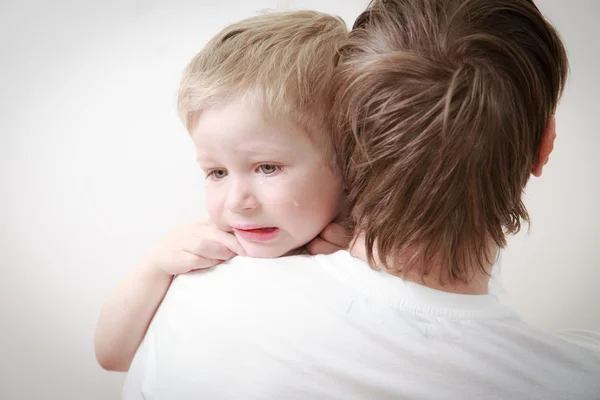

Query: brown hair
[333,0,568,283]
[178,11,347,166]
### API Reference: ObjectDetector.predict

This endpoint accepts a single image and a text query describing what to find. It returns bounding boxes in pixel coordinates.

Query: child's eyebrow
[194,141,296,165]
[237,141,292,154]
[195,152,216,165]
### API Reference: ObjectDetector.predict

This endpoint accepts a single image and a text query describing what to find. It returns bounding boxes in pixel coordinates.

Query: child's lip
[233,227,280,242]
[231,224,274,230]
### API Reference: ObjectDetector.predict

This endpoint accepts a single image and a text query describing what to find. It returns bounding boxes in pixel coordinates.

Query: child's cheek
[256,176,297,208]
[205,186,224,225]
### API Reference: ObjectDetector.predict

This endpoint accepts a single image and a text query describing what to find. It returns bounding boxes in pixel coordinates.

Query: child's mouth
[233,227,280,242]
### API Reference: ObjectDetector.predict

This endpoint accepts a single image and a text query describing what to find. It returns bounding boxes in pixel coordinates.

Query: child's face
[191,99,343,258]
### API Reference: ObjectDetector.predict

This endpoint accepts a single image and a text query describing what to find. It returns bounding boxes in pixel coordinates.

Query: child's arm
[94,257,172,371]
[94,220,245,371]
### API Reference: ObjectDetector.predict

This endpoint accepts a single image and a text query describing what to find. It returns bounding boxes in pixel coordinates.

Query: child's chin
[241,244,290,259]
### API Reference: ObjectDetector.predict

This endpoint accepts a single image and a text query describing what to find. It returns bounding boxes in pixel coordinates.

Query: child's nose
[226,180,259,213]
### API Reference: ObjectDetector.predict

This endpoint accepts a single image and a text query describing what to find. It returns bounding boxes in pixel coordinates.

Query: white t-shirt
[123,251,600,400]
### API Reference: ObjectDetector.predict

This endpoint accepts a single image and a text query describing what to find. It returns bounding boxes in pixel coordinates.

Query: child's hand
[145,220,246,275]
[306,223,353,255]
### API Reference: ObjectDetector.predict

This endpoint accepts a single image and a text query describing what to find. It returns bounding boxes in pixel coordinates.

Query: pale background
[0,0,598,398]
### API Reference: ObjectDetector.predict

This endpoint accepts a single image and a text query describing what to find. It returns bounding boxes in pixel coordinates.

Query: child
[94,10,350,371]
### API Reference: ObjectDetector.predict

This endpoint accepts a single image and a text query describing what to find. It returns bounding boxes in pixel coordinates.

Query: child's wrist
[137,255,172,280]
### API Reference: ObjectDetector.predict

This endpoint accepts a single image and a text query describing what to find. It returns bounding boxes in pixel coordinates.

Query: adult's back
[124,252,600,399]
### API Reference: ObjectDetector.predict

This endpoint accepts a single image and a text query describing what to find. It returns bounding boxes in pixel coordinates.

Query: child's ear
[532,115,557,177]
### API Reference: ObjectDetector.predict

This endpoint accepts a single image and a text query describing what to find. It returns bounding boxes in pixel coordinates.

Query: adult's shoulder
[558,329,600,354]
[163,252,358,311]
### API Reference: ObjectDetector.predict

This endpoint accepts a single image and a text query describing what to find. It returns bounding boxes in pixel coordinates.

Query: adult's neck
[394,263,492,295]
[349,235,495,295]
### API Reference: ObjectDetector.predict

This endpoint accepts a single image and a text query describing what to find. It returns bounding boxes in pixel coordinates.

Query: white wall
[0,0,597,398]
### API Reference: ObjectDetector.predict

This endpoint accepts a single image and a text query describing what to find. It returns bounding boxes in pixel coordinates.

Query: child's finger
[319,223,353,248]
[184,237,236,262]
[306,237,341,255]
[182,250,223,270]
[211,229,246,257]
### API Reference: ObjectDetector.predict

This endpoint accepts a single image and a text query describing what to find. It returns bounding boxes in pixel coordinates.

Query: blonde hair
[333,0,568,283]
[178,11,348,165]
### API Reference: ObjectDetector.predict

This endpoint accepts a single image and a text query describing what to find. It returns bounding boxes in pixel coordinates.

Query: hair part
[333,0,568,283]
[178,11,348,168]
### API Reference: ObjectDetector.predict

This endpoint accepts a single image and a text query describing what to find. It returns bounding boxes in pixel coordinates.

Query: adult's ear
[532,115,557,177]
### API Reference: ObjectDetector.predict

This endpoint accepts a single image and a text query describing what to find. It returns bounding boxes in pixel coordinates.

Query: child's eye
[207,169,228,180]
[257,164,281,175]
